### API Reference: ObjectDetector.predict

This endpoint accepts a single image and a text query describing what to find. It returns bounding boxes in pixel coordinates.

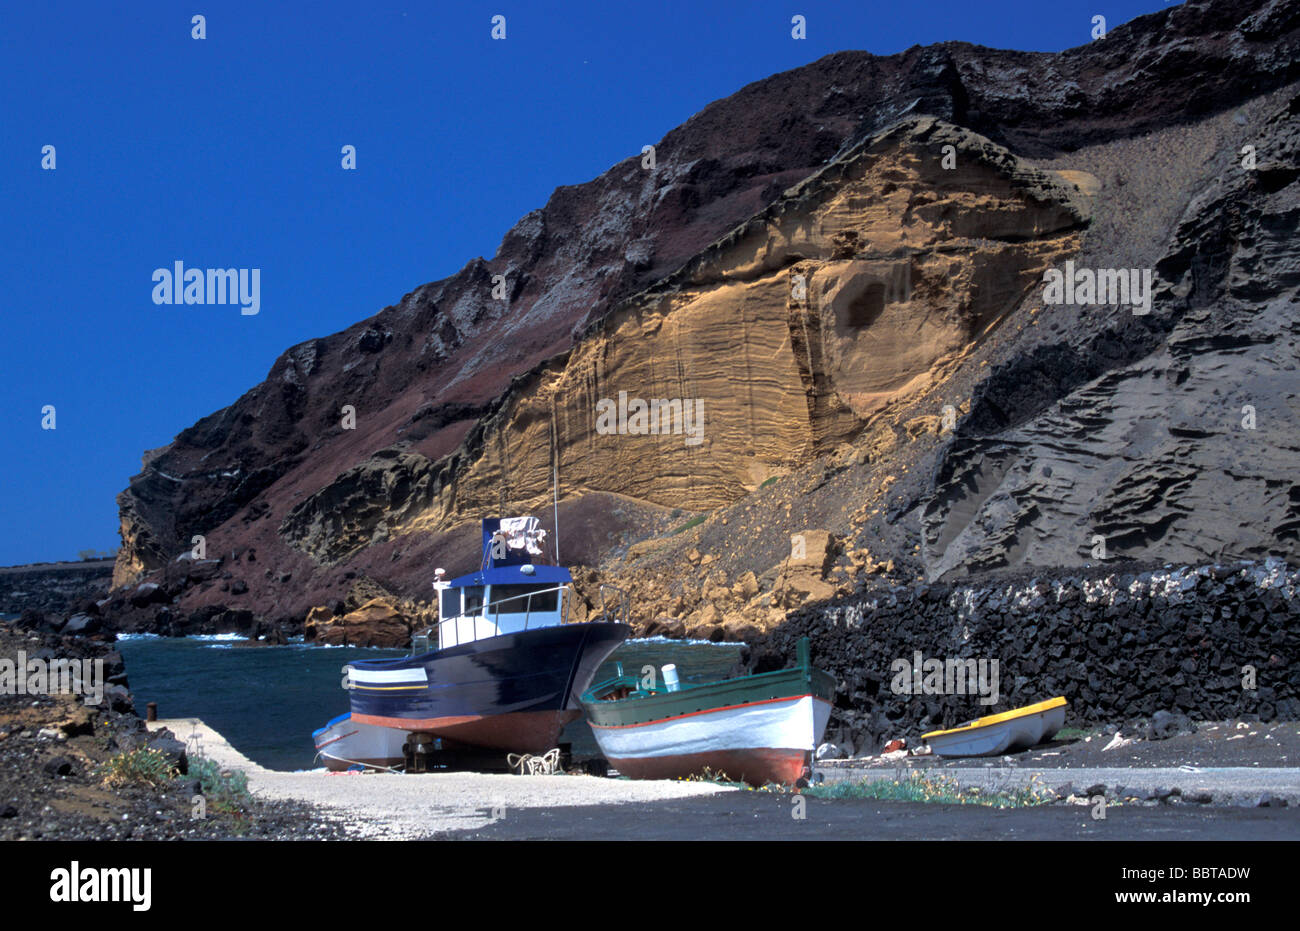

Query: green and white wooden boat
[580,638,837,786]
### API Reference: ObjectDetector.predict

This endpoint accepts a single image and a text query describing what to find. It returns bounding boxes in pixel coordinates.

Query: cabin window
[489,584,557,615]
[462,586,485,614]
[439,588,458,619]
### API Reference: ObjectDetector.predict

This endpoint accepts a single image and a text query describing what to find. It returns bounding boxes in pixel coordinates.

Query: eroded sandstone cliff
[105,0,1300,642]
[278,118,1089,566]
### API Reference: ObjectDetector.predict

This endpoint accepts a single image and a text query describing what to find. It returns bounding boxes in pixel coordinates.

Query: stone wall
[752,559,1300,754]
[0,561,114,616]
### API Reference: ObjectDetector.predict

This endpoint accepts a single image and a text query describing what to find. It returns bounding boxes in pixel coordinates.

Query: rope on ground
[313,750,405,774]
[507,748,562,775]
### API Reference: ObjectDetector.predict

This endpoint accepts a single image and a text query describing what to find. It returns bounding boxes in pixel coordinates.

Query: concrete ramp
[146,717,734,839]
[148,718,270,775]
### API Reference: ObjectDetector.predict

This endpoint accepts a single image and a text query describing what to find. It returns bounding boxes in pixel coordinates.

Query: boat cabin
[432,517,571,649]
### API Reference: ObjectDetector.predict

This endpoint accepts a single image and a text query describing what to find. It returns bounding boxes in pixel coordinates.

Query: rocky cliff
[107,0,1300,643]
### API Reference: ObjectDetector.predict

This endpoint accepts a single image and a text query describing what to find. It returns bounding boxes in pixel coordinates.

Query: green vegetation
[186,756,252,815]
[681,767,740,785]
[802,771,1052,808]
[759,476,780,489]
[669,514,707,535]
[683,769,1052,808]
[99,747,178,787]
[1054,727,1094,740]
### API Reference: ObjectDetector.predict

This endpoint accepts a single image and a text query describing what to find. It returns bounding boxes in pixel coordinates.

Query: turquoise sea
[116,635,747,771]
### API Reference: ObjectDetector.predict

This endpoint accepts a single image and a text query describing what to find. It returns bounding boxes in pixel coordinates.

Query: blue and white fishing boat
[313,517,630,770]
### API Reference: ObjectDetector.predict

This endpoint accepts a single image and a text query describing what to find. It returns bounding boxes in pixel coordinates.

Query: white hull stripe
[345,666,429,685]
[591,695,832,760]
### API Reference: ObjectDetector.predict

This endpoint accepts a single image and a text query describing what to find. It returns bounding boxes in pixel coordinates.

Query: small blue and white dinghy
[312,712,407,771]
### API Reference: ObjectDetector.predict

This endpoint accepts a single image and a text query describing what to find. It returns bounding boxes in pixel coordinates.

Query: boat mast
[552,416,561,566]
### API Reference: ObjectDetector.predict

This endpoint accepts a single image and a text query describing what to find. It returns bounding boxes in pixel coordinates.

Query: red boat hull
[603,747,810,787]
[352,708,582,754]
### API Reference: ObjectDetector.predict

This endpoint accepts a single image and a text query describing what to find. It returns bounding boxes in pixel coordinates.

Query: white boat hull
[589,695,833,785]
[312,713,406,771]
[925,700,1068,758]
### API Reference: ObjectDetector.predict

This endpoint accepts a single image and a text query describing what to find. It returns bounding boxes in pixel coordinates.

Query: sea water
[116,635,747,771]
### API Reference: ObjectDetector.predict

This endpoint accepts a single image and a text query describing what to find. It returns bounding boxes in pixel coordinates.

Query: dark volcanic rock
[42,756,75,777]
[924,84,1300,577]
[61,613,101,636]
[146,732,188,775]
[1144,710,1197,741]
[751,559,1300,753]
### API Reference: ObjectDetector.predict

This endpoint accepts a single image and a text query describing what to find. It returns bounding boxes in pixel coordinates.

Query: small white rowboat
[922,696,1068,757]
[312,712,406,771]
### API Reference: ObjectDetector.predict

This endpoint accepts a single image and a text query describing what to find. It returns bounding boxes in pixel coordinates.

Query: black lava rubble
[755,559,1299,753]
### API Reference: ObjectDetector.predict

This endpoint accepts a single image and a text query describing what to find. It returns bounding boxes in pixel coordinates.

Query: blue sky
[0,0,1173,565]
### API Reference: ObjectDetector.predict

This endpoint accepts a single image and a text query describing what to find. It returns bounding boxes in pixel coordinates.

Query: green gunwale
[581,637,836,728]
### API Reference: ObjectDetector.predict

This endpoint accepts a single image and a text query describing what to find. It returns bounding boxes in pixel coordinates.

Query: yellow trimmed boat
[922,697,1068,757]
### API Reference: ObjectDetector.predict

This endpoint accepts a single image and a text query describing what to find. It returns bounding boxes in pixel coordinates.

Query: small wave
[625,635,746,647]
[115,632,162,641]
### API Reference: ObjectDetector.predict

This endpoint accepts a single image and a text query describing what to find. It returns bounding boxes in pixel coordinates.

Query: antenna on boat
[552,419,561,566]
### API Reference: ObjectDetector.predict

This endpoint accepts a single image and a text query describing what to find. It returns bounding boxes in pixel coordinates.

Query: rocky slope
[105,0,1300,644]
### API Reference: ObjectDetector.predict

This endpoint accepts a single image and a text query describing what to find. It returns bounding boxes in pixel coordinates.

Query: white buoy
[662,663,680,692]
